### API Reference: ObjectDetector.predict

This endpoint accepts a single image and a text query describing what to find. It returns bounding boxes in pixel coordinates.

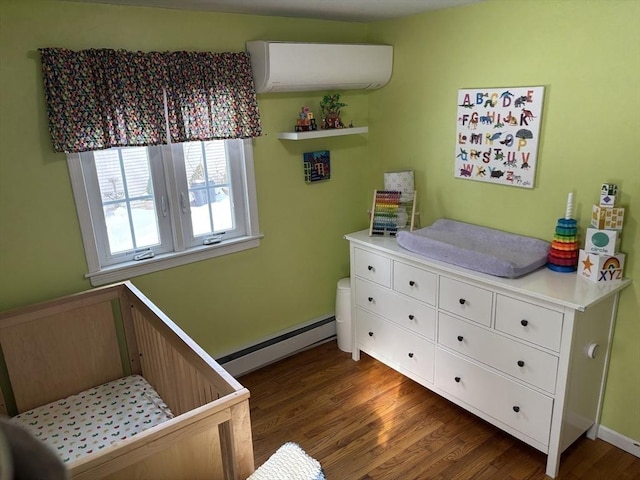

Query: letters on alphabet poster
[454,86,544,188]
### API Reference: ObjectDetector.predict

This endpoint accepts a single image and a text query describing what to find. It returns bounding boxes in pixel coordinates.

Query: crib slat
[123,281,241,416]
[117,291,142,376]
[123,283,244,396]
[131,307,218,415]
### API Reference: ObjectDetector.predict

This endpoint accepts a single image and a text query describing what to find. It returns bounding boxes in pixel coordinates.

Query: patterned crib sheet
[11,375,174,463]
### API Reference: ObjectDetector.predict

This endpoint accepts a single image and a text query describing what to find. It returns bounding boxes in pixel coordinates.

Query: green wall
[0,0,370,351]
[0,0,638,442]
[367,0,639,441]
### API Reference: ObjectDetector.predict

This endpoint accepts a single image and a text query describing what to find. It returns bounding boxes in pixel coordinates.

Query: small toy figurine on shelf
[294,106,317,132]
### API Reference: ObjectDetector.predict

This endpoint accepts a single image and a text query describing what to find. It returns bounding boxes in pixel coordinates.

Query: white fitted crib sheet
[11,374,173,463]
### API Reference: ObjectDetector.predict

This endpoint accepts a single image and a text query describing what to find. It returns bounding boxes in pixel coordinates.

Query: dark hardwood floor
[239,341,640,480]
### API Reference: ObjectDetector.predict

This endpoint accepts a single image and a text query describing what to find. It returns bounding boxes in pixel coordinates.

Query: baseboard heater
[217,316,336,377]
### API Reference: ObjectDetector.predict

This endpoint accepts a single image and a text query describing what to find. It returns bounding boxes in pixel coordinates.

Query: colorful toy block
[577,250,625,283]
[591,204,625,230]
[295,106,318,132]
[599,193,618,208]
[601,183,618,196]
[573,184,626,283]
[585,228,620,255]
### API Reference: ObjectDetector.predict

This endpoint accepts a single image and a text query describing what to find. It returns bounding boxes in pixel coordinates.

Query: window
[68,139,261,286]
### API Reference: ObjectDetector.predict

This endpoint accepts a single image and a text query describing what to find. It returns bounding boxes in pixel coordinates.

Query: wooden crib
[0,281,254,480]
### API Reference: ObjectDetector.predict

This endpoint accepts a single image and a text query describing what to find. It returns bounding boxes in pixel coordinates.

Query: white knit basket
[248,442,325,480]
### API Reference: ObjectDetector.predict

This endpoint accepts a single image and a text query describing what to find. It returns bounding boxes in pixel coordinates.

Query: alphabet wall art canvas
[454,86,544,188]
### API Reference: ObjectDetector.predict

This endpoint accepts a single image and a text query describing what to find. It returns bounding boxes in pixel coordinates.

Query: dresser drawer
[435,349,553,446]
[355,278,393,317]
[495,295,563,351]
[438,313,559,393]
[355,278,435,340]
[354,248,391,287]
[393,261,437,306]
[439,276,493,326]
[357,309,434,383]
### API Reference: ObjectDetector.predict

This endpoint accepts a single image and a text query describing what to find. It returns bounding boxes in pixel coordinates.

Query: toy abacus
[369,190,402,236]
[547,192,579,272]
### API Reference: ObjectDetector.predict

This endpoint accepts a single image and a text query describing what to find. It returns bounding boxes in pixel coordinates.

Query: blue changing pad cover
[396,219,550,278]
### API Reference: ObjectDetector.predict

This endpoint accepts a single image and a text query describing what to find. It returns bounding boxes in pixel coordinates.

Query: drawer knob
[517,360,525,367]
[368,297,374,302]
[454,376,461,383]
[457,335,464,342]
[521,319,529,327]
[587,343,600,359]
[367,265,374,271]
[408,314,415,320]
[409,280,415,286]
[368,331,374,337]
[408,352,414,358]
[459,298,466,305]
[513,406,520,413]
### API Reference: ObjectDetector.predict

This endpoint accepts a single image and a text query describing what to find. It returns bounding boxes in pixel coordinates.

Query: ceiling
[69,0,484,22]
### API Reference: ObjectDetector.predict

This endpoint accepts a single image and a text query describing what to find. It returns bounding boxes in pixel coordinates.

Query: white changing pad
[396,219,550,278]
[11,374,173,463]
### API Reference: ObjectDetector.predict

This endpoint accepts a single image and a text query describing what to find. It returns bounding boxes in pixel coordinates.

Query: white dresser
[345,229,631,478]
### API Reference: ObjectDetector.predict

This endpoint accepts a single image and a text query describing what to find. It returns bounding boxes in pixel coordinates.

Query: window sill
[86,234,263,286]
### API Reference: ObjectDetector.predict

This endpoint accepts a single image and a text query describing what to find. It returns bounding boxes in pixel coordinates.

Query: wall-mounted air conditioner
[246,41,393,93]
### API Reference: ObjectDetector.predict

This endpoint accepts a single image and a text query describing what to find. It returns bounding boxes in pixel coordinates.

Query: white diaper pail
[335,277,352,353]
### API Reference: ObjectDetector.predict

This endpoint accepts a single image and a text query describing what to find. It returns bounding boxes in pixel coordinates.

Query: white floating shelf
[276,126,368,140]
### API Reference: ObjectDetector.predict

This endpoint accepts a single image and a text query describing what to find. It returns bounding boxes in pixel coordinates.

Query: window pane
[122,148,152,197]
[95,149,124,203]
[103,201,133,253]
[205,142,228,184]
[94,148,160,254]
[130,199,160,247]
[183,141,234,237]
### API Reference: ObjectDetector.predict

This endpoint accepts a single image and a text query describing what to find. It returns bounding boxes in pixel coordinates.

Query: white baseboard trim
[216,315,337,377]
[598,425,640,458]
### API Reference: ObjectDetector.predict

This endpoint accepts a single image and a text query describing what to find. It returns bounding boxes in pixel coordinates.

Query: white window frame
[68,138,262,286]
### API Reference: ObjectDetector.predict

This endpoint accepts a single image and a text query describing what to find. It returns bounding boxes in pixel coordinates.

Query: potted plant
[320,93,347,129]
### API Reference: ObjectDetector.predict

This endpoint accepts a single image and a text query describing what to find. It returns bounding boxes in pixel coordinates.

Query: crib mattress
[11,374,173,463]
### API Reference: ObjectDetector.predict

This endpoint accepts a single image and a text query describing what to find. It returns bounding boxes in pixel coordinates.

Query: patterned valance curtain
[164,51,261,142]
[39,48,262,153]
